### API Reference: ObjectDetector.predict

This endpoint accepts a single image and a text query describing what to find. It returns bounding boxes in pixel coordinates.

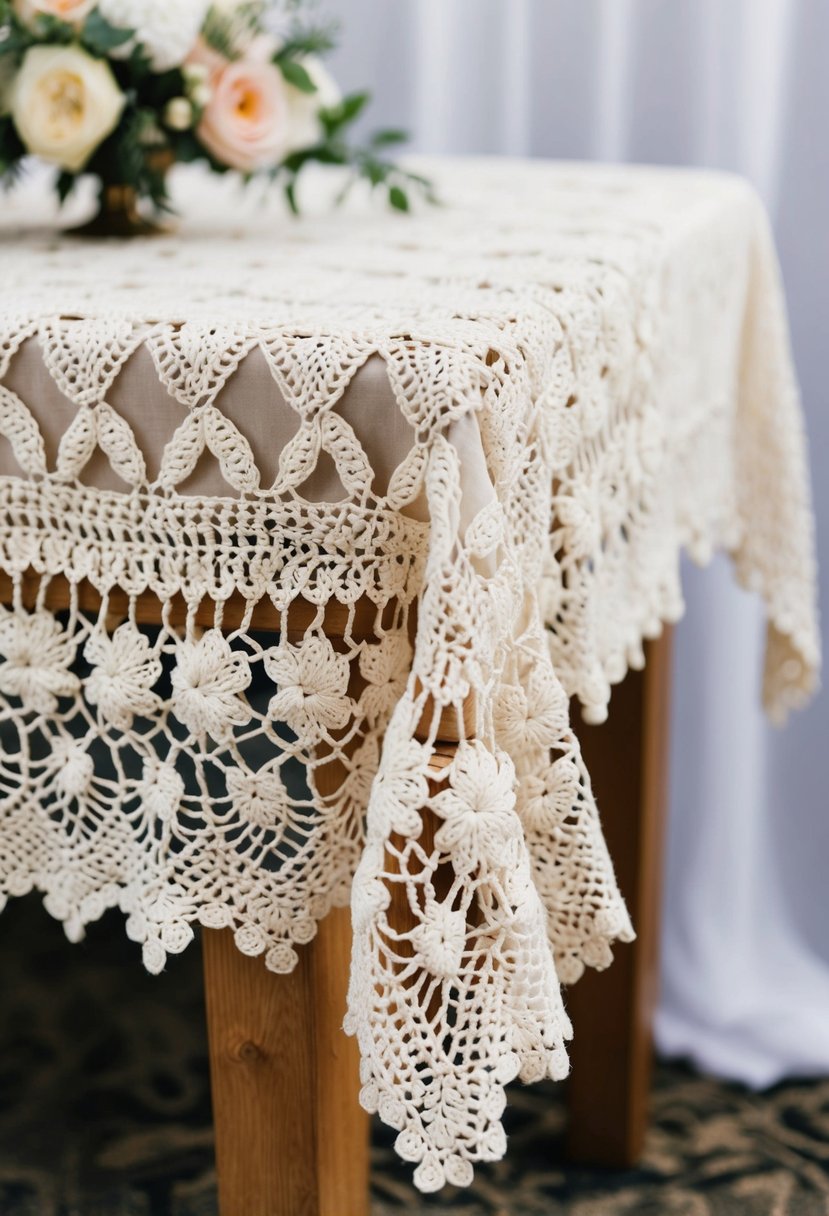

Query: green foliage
[0,4,43,57]
[203,1,264,60]
[0,116,25,184]
[0,5,131,58]
[55,170,76,204]
[81,11,134,56]
[81,107,173,212]
[320,91,371,137]
[275,22,337,61]
[0,25,31,57]
[277,57,316,93]
[0,1,436,218]
[284,87,437,214]
[284,177,298,215]
[388,184,409,212]
[278,98,436,217]
[370,129,408,148]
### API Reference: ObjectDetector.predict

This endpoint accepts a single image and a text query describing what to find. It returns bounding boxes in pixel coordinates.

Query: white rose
[96,0,210,72]
[284,57,341,154]
[10,45,125,173]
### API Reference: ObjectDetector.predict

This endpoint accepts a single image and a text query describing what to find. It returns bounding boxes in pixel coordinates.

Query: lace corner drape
[0,160,819,1190]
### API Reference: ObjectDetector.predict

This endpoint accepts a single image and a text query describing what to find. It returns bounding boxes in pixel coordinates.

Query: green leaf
[340,91,371,125]
[389,185,409,212]
[126,40,154,79]
[312,145,348,166]
[284,179,299,216]
[82,11,134,55]
[320,91,371,137]
[0,115,24,176]
[370,128,409,148]
[281,147,317,174]
[55,171,76,205]
[278,58,317,94]
[361,158,389,187]
[171,131,203,164]
[0,21,35,55]
[29,13,72,43]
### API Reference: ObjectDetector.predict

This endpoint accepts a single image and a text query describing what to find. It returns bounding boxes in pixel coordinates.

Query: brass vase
[70,181,169,238]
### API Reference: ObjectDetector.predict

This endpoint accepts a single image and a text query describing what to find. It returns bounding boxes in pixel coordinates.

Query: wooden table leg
[564,629,674,1167]
[202,908,369,1216]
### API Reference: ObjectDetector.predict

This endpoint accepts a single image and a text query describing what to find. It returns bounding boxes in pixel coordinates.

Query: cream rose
[284,57,341,154]
[14,0,95,25]
[11,45,125,173]
[197,57,289,173]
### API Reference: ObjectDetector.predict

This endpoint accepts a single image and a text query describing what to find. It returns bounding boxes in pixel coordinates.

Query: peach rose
[14,0,95,24]
[197,57,289,173]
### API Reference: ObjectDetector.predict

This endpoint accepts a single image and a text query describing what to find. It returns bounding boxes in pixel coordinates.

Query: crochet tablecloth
[0,159,820,1191]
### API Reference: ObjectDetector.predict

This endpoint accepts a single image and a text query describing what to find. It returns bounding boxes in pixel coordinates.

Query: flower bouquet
[0,0,431,233]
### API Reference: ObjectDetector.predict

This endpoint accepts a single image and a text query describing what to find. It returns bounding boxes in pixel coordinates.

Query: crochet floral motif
[226,766,293,831]
[85,623,163,730]
[0,160,820,1192]
[411,900,467,979]
[52,738,95,800]
[431,742,521,873]
[494,669,570,753]
[265,635,352,744]
[0,609,79,713]
[359,632,412,722]
[366,733,431,838]
[140,758,185,823]
[171,630,252,741]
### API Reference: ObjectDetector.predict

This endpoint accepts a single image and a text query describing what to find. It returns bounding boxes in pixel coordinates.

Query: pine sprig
[275,21,338,61]
[203,1,265,60]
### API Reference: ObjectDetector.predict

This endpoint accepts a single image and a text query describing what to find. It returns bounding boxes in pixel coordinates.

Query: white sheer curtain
[331,0,829,1086]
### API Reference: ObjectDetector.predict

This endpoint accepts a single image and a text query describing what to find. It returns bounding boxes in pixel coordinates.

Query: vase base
[68,212,170,239]
[67,182,172,239]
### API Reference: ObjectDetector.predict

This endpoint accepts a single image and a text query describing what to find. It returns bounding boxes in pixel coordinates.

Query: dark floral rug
[1,895,827,1216]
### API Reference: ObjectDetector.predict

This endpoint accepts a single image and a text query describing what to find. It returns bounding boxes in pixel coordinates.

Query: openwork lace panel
[0,161,819,1190]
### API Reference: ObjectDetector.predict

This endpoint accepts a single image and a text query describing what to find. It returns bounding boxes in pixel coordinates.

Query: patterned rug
[1,896,827,1216]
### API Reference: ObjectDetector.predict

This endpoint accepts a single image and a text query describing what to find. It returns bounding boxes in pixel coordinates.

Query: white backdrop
[330,0,829,1086]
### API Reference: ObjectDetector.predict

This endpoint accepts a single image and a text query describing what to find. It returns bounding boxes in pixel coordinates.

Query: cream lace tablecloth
[0,159,820,1191]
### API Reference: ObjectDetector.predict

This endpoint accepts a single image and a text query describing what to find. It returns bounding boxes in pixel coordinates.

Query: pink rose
[14,0,95,22]
[197,57,289,174]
